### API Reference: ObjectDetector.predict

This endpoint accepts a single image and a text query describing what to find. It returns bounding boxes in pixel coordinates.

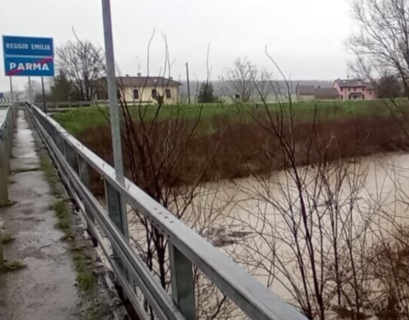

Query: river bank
[71,109,409,198]
[53,101,409,318]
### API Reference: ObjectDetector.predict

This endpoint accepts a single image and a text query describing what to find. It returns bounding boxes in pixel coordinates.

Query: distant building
[95,75,182,104]
[314,87,340,100]
[297,86,316,101]
[297,85,340,101]
[333,79,376,100]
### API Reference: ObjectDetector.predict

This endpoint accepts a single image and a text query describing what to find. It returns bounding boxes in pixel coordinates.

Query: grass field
[51,98,409,192]
[52,99,407,137]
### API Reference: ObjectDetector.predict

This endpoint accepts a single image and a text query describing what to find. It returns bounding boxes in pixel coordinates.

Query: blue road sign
[4,56,54,77]
[3,35,54,77]
[3,36,54,57]
[0,93,3,99]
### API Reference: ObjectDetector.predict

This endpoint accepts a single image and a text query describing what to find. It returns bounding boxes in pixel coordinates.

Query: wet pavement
[0,110,81,320]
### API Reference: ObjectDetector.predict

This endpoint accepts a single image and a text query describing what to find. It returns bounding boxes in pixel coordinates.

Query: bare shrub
[221,59,397,319]
[221,57,259,103]
[56,38,105,101]
[349,0,409,96]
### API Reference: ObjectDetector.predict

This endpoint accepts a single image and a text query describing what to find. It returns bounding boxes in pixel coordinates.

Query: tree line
[47,0,409,105]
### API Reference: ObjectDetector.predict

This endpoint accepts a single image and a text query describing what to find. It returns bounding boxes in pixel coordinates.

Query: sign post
[9,77,14,107]
[3,35,54,105]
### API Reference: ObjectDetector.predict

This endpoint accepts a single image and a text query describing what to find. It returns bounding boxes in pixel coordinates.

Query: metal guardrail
[0,104,15,206]
[40,100,153,110]
[42,100,106,109]
[25,102,306,320]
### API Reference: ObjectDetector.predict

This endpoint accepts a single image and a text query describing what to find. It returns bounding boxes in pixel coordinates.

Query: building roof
[297,85,316,95]
[116,76,182,88]
[315,88,339,99]
[335,79,375,90]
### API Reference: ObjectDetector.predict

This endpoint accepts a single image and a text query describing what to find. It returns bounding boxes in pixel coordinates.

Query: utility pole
[186,62,191,104]
[101,0,128,239]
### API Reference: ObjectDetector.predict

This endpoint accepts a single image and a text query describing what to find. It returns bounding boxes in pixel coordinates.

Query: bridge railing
[0,104,15,206]
[39,100,154,111]
[25,102,306,320]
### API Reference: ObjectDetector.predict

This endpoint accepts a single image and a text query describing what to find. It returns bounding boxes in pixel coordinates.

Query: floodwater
[124,151,409,316]
[182,152,409,304]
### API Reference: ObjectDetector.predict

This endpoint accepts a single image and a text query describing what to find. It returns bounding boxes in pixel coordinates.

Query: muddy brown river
[182,153,409,303]
[124,152,409,317]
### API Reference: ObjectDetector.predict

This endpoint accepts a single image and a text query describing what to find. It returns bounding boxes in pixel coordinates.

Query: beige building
[297,85,340,101]
[296,85,316,101]
[95,76,181,104]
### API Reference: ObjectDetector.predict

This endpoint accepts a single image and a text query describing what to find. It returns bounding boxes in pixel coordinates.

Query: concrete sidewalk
[0,110,81,320]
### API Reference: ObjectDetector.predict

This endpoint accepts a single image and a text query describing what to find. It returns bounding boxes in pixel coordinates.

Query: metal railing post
[77,154,98,246]
[8,107,14,166]
[104,180,128,240]
[0,222,3,269]
[55,129,64,155]
[0,105,13,207]
[64,141,76,169]
[169,244,196,320]
[0,134,8,206]
[3,122,10,175]
[104,179,129,285]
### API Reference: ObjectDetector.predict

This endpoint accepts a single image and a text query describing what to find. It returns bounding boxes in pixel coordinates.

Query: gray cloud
[0,0,353,92]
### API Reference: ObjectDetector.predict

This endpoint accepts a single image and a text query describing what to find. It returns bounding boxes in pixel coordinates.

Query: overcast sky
[0,0,354,92]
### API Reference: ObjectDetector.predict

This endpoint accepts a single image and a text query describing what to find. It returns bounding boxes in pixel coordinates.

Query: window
[152,89,158,99]
[165,89,171,99]
[353,87,356,91]
[133,89,139,99]
[340,88,343,92]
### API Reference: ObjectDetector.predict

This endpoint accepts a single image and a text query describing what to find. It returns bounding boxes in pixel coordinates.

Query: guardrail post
[1,124,10,176]
[0,133,8,206]
[169,244,196,320]
[77,154,98,246]
[104,180,129,283]
[64,141,76,168]
[0,223,3,269]
[104,179,130,300]
[104,181,128,239]
[3,122,10,175]
[54,129,64,155]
